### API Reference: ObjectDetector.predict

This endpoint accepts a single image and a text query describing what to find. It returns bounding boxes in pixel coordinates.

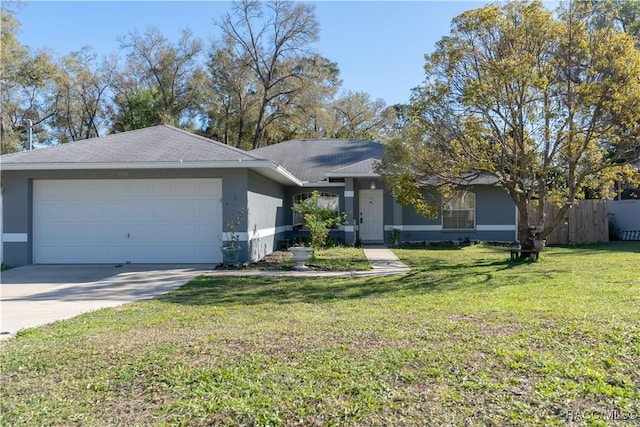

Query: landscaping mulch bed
[216,250,331,271]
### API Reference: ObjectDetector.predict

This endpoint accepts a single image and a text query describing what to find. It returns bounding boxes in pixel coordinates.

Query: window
[443,191,475,230]
[293,192,339,227]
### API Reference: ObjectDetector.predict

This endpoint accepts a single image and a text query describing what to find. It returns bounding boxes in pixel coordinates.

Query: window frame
[442,191,476,230]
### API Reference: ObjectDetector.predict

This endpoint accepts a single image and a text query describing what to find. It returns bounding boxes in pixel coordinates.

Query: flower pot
[221,247,241,265]
[288,246,313,270]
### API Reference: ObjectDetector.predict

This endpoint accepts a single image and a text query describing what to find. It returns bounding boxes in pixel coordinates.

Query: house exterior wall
[1,173,32,266]
[1,168,252,266]
[608,199,640,232]
[344,178,356,246]
[2,164,519,267]
[273,182,517,247]
[394,185,517,243]
[247,170,287,262]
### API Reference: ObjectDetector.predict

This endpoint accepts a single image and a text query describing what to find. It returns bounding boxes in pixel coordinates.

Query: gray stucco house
[1,125,517,266]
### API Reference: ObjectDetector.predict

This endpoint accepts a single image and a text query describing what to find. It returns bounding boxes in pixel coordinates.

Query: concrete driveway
[0,264,212,339]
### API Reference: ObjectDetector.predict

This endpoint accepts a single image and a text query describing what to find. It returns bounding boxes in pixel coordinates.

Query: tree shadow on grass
[548,241,640,254]
[157,256,556,308]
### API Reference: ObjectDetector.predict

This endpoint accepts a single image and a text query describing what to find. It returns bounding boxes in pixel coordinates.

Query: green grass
[1,242,639,426]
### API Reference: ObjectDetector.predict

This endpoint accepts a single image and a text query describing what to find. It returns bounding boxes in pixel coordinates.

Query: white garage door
[33,179,223,264]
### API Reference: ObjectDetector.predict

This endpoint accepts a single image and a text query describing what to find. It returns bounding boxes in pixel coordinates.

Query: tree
[280,55,341,140]
[109,27,206,131]
[326,91,395,140]
[617,0,640,39]
[216,0,321,148]
[204,42,259,148]
[50,47,114,143]
[1,4,58,153]
[377,1,640,249]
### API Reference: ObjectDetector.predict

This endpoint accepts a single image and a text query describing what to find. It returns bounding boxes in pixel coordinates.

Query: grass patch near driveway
[1,243,639,426]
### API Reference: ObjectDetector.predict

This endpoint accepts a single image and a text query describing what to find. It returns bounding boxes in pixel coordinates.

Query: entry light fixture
[370,180,376,190]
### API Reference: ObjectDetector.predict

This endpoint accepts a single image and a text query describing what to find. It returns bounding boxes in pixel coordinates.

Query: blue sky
[14,1,490,106]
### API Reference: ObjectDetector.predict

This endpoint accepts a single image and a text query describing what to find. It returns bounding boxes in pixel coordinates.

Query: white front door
[33,178,223,264]
[358,189,384,242]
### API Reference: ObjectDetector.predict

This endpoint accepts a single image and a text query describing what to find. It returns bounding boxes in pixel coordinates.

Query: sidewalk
[206,245,410,277]
[361,245,411,275]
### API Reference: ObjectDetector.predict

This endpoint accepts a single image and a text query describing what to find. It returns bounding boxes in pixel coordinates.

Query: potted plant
[220,208,244,266]
[390,228,401,246]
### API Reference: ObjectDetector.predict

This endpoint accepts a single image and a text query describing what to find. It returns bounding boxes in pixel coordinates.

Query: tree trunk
[252,95,268,149]
[517,204,536,250]
[539,203,571,241]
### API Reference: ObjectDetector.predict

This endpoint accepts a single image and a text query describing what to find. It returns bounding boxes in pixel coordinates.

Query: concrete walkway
[361,245,411,275]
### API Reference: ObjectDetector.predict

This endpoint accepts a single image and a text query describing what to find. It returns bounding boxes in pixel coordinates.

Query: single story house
[1,125,517,266]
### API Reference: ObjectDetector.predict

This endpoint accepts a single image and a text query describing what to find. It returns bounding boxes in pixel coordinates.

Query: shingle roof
[251,139,384,182]
[328,158,380,176]
[1,125,265,165]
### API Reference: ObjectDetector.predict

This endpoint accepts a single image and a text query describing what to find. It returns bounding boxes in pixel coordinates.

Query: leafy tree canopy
[1,3,58,153]
[377,0,640,247]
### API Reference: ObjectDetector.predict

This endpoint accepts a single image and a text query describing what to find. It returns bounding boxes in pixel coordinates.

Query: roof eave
[1,160,263,170]
[256,163,303,186]
[324,172,379,178]
[1,160,303,186]
[301,182,346,188]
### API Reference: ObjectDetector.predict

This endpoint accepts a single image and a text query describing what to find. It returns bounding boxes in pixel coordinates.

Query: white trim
[271,164,304,186]
[3,233,28,243]
[246,225,291,241]
[344,190,354,198]
[476,225,517,231]
[300,182,345,188]
[384,225,442,232]
[342,225,355,232]
[325,172,379,178]
[384,224,516,232]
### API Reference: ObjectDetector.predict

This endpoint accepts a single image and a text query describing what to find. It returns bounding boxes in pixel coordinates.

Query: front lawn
[1,243,639,426]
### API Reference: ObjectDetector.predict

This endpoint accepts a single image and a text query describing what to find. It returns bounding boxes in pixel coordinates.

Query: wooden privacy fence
[528,199,609,245]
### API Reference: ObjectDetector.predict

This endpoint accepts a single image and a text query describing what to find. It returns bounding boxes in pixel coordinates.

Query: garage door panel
[169,224,200,241]
[197,201,220,219]
[35,200,83,219]
[83,200,112,218]
[125,199,149,221]
[35,224,77,242]
[101,182,127,199]
[150,201,179,221]
[34,179,222,264]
